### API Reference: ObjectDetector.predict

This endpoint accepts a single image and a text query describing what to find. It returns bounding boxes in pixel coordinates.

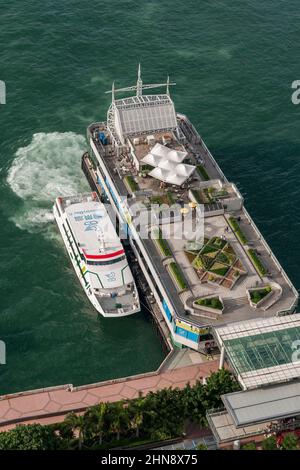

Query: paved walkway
[0,360,219,431]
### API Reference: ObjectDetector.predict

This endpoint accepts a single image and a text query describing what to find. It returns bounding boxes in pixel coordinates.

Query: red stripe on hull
[84,249,124,260]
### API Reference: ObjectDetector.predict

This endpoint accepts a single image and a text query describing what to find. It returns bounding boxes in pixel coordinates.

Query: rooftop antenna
[111,81,115,102]
[166,75,170,96]
[136,63,143,97]
[105,66,176,96]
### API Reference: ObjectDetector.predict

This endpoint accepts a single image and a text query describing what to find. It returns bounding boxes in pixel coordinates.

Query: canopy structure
[151,143,187,162]
[167,149,187,163]
[141,143,195,186]
[165,173,187,186]
[176,163,195,177]
[148,167,169,182]
[158,159,177,171]
[141,153,162,167]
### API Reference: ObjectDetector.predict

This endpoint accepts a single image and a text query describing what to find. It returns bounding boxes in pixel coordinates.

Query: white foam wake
[7,132,89,233]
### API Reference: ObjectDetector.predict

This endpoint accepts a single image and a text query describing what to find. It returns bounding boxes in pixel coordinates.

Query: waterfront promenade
[0,356,219,431]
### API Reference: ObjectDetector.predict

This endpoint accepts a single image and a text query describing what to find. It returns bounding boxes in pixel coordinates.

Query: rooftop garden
[228,217,247,245]
[149,192,175,206]
[185,236,246,289]
[195,296,224,311]
[247,249,267,276]
[191,186,230,205]
[124,175,139,193]
[249,286,272,304]
[168,261,188,290]
[196,164,210,181]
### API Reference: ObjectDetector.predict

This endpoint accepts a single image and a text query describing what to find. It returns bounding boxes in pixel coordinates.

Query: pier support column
[219,345,225,369]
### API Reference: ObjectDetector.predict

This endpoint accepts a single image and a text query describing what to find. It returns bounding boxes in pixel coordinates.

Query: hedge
[247,249,267,276]
[228,217,247,245]
[169,262,188,290]
[124,175,139,192]
[196,165,210,181]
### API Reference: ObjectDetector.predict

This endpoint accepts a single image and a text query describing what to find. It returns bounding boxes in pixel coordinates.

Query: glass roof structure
[214,314,300,389]
[108,94,178,145]
[224,327,300,374]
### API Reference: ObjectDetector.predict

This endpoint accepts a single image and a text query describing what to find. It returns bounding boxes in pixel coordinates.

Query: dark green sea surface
[0,0,300,394]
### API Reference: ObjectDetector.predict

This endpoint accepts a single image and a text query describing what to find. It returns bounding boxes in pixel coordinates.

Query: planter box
[247,286,273,309]
[193,296,224,314]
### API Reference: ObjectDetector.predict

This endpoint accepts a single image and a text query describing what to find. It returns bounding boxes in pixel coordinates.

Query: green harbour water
[1,0,300,394]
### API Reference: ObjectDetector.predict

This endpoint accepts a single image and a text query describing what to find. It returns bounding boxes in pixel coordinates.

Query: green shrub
[155,234,172,258]
[210,266,229,276]
[261,435,277,450]
[196,165,210,181]
[281,433,298,450]
[242,442,256,450]
[196,442,208,450]
[124,175,139,192]
[247,249,267,276]
[169,262,187,290]
[228,217,247,245]
[250,286,271,304]
[0,424,62,450]
[195,297,223,310]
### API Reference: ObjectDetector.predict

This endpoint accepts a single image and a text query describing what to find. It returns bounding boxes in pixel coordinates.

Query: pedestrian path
[0,360,219,431]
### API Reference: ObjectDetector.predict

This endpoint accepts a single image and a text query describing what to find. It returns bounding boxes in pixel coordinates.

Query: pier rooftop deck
[88,113,298,329]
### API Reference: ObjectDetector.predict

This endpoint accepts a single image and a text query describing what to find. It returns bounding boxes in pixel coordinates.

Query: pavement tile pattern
[0,360,219,430]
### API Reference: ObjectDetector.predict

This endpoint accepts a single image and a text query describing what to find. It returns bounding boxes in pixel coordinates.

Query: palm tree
[128,396,144,438]
[204,369,240,410]
[184,381,206,425]
[94,403,108,446]
[109,402,127,441]
[64,412,86,450]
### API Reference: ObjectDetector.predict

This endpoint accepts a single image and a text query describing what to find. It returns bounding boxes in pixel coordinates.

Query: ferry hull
[53,204,139,318]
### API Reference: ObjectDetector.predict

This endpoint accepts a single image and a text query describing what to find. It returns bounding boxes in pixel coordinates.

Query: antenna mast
[105,65,176,97]
[136,63,143,97]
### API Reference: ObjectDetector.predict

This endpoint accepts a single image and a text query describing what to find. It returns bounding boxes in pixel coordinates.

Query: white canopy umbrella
[176,163,196,177]
[148,167,169,182]
[141,152,162,167]
[167,149,187,163]
[165,173,188,186]
[151,142,170,158]
[158,159,177,171]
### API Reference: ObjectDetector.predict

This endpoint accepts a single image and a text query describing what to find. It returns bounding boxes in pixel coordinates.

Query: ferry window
[86,255,126,266]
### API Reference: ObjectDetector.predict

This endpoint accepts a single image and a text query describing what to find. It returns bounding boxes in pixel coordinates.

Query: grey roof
[222,380,300,427]
[114,94,177,138]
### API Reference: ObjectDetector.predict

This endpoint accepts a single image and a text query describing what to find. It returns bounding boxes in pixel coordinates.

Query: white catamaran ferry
[53,192,140,317]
